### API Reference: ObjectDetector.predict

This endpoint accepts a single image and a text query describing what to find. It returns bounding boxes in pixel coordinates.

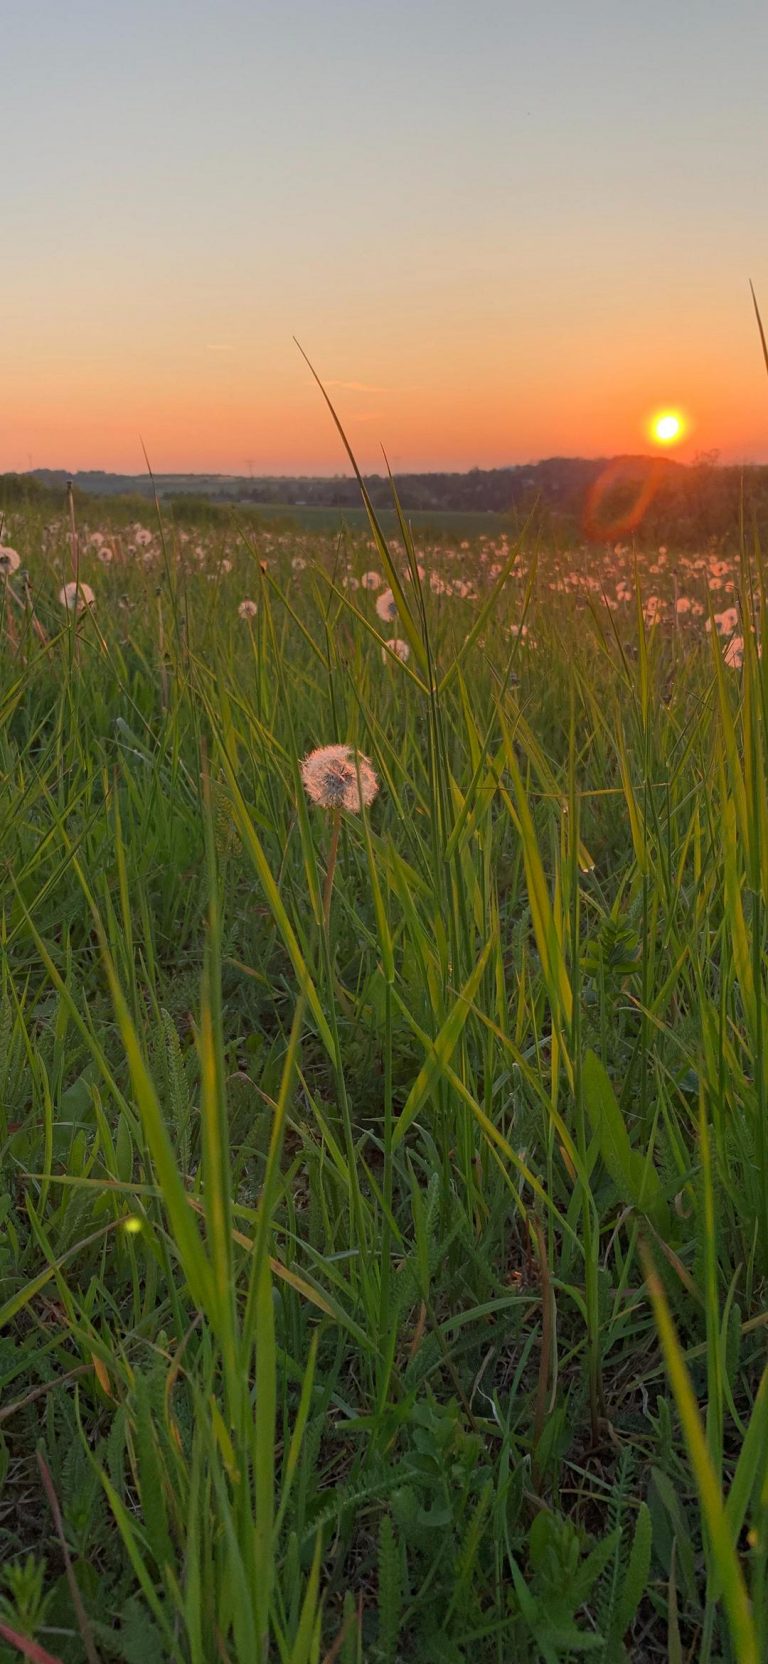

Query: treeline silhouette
[1,452,764,547]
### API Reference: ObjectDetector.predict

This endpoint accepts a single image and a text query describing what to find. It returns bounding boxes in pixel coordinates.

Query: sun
[650,409,685,446]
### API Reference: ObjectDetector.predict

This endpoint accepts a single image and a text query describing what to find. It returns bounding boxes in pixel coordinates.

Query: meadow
[0,459,767,1663]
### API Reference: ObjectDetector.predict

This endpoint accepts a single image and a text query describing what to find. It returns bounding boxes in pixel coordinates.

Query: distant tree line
[1,453,766,548]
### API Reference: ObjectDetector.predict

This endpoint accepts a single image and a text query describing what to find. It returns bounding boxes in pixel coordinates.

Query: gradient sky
[3,0,768,473]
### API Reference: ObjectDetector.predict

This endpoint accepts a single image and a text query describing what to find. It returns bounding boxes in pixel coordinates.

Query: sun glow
[650,409,685,446]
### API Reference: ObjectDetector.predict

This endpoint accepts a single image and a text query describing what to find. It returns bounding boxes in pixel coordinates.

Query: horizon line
[10,450,761,482]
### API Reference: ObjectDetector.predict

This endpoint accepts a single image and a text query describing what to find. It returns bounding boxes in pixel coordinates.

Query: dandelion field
[2,467,768,1663]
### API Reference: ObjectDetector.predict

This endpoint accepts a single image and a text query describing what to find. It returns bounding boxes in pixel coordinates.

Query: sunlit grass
[0,442,767,1661]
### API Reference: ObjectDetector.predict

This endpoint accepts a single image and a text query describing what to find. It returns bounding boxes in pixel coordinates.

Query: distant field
[1,476,523,540]
[246,500,514,536]
[0,489,764,1662]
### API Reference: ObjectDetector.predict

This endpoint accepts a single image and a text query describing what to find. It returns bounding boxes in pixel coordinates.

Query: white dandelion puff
[381,637,410,663]
[301,744,379,813]
[59,580,95,613]
[375,588,398,622]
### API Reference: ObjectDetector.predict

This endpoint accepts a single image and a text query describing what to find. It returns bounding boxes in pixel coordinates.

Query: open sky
[3,0,768,474]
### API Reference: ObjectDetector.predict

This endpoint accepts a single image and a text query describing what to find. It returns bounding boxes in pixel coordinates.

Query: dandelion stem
[1,578,16,652]
[67,480,81,663]
[531,1211,554,1481]
[322,808,342,932]
[67,479,80,587]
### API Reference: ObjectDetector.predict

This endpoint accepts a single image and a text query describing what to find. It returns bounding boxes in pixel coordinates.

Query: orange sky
[3,1,768,475]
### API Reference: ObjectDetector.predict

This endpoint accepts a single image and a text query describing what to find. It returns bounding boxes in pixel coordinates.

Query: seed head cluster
[301,744,379,813]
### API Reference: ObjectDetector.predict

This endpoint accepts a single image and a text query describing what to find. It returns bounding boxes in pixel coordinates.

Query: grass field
[0,461,767,1663]
[227,504,516,539]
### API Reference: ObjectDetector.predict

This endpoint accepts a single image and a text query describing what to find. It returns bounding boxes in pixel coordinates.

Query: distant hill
[24,457,685,514]
[3,452,765,547]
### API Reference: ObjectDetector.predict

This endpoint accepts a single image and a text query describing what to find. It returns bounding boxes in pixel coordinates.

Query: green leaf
[641,1243,759,1664]
[392,938,492,1148]
[132,1372,174,1578]
[615,1502,652,1634]
[115,1597,166,1664]
[583,1051,669,1232]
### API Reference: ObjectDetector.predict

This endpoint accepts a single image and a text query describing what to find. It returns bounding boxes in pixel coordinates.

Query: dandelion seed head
[361,570,382,590]
[238,598,258,618]
[382,637,410,663]
[643,595,664,625]
[59,580,95,612]
[724,635,745,669]
[0,547,21,576]
[375,588,398,621]
[713,606,739,636]
[301,744,379,813]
